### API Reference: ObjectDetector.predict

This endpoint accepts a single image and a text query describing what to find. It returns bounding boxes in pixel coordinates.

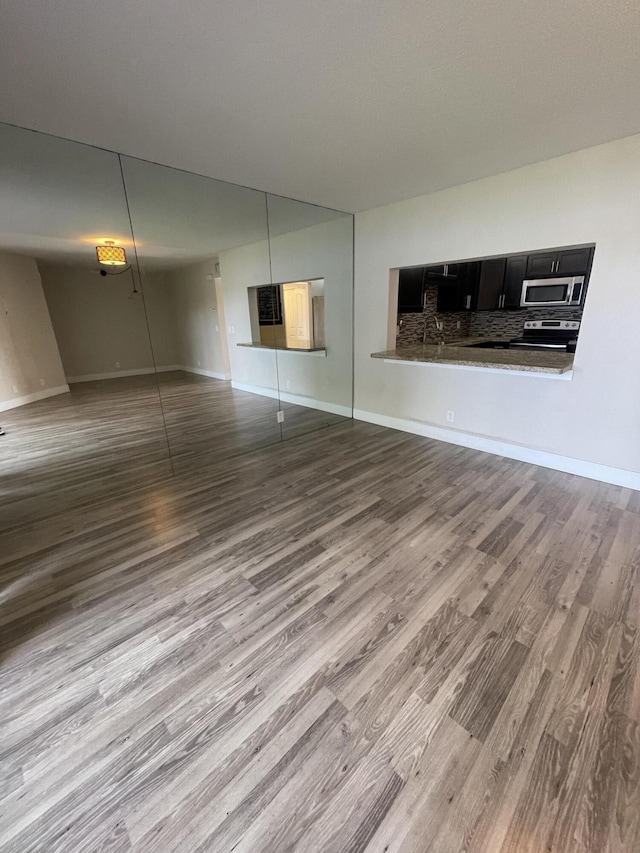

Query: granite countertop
[371,339,574,374]
[238,342,326,353]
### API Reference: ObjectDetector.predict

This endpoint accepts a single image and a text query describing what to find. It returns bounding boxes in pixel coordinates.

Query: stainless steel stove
[509,319,580,352]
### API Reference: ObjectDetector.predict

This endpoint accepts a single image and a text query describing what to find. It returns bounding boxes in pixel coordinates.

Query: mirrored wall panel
[0,123,169,530]
[120,156,282,471]
[266,194,354,440]
[1,120,355,527]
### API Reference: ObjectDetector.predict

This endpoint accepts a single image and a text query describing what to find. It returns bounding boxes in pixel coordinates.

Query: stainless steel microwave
[520,276,585,308]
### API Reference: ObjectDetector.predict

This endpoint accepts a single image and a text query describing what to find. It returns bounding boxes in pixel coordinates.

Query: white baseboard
[67,365,231,383]
[67,367,157,383]
[0,384,70,412]
[231,381,279,400]
[354,408,640,491]
[177,365,231,381]
[278,391,352,418]
[231,381,350,417]
[151,365,182,374]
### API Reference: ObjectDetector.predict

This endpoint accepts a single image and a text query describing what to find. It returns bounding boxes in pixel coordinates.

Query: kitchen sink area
[372,244,592,375]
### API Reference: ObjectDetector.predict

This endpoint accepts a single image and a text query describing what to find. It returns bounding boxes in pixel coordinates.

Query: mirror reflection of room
[248,279,325,351]
[0,123,171,528]
[0,121,355,528]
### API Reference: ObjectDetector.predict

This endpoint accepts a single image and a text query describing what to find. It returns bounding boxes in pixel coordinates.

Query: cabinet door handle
[444,263,448,276]
[465,294,471,310]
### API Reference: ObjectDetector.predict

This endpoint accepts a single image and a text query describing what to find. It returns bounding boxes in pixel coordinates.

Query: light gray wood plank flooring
[1,377,639,851]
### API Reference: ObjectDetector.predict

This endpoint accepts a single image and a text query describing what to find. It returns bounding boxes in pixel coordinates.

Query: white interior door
[282,282,312,348]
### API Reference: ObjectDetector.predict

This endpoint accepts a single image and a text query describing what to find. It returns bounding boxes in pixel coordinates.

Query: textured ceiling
[1,0,640,212]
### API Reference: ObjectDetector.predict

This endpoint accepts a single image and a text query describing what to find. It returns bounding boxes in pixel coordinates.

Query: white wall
[269,216,353,413]
[142,271,180,368]
[40,263,161,381]
[354,134,640,481]
[38,260,230,382]
[160,260,230,379]
[0,251,68,410]
[219,216,353,415]
[218,238,279,393]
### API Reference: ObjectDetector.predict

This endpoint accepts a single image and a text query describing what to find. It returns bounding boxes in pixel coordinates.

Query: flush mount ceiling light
[96,241,127,266]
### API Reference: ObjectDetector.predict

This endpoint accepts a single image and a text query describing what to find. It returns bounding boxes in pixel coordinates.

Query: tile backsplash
[397,286,471,345]
[396,285,582,346]
[469,307,583,338]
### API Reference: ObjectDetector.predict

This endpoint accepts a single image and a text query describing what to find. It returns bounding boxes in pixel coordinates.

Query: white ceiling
[1,0,639,212]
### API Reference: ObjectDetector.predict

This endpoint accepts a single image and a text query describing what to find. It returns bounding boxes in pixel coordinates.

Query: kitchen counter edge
[371,342,574,375]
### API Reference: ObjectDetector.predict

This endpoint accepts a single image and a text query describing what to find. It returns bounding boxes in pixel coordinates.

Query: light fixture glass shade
[96,243,127,266]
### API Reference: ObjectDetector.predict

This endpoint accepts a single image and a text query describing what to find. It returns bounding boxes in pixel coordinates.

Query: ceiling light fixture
[96,240,127,266]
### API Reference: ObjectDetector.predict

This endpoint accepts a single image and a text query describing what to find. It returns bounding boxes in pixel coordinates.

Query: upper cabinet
[556,247,593,275]
[526,247,593,277]
[396,244,594,315]
[476,258,507,311]
[475,255,528,311]
[425,263,458,280]
[436,262,480,312]
[503,255,528,309]
[397,267,425,313]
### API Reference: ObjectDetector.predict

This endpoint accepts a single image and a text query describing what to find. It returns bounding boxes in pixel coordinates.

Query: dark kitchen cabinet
[556,247,592,275]
[503,255,528,309]
[526,251,557,277]
[397,267,425,313]
[526,247,592,277]
[476,258,507,311]
[436,262,479,312]
[425,263,458,280]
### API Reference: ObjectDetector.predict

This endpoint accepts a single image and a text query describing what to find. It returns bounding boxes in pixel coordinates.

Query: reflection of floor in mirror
[0,371,349,532]
[2,417,638,852]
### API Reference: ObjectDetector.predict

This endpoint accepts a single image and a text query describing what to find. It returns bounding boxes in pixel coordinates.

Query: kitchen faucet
[431,315,444,345]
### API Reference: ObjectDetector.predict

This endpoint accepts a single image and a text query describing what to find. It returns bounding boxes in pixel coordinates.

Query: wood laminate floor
[0,372,347,531]
[1,381,640,851]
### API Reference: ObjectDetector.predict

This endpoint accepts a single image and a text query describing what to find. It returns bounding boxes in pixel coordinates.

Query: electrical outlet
[276,410,285,423]
[446,410,455,423]
[12,384,18,394]
[115,361,121,368]
[40,378,46,386]
[285,380,292,391]
[206,273,213,281]
[197,360,201,367]
[215,324,219,332]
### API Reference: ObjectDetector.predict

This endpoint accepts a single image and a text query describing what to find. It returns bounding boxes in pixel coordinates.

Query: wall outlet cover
[446,410,455,423]
[40,378,46,386]
[277,410,285,423]
[115,362,121,368]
